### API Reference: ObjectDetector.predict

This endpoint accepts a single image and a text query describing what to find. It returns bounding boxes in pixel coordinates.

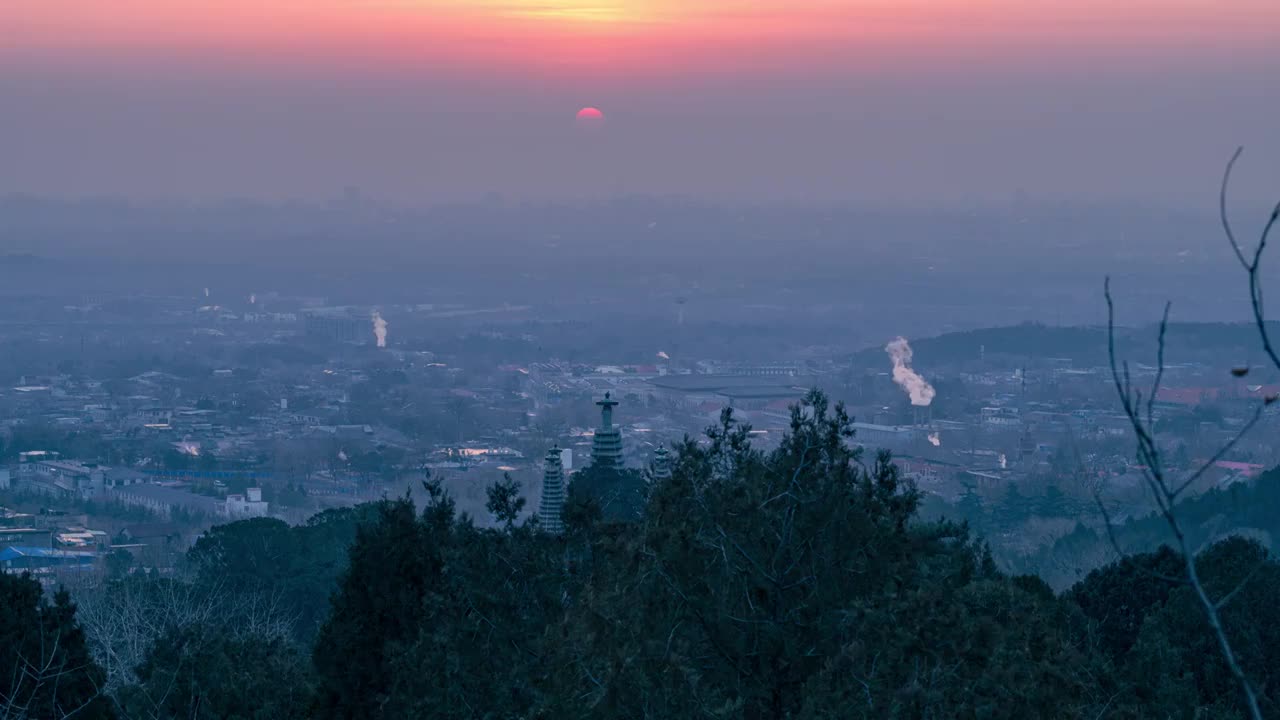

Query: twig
[1221,147,1280,373]
[1103,276,1264,720]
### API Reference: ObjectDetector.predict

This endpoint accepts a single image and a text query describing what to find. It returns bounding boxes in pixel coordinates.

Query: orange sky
[3,0,1279,205]
[7,0,1279,75]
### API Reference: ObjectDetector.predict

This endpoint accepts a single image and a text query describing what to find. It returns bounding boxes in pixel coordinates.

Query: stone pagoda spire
[590,392,624,469]
[650,445,672,482]
[538,445,566,534]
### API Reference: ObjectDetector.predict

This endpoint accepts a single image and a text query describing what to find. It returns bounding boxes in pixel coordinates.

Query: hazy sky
[3,0,1279,207]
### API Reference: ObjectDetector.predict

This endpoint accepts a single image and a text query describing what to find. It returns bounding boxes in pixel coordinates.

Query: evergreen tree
[485,472,526,529]
[119,624,313,720]
[312,495,444,719]
[0,573,114,719]
[956,485,986,528]
[543,391,1009,719]
[1037,484,1070,517]
[288,395,1280,720]
[1109,538,1280,718]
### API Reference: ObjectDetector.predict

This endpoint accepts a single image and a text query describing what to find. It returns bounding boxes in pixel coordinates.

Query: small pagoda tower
[650,445,672,482]
[538,445,566,534]
[590,392,624,469]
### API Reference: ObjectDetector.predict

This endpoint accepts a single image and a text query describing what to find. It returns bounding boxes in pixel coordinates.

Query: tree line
[1,390,1276,719]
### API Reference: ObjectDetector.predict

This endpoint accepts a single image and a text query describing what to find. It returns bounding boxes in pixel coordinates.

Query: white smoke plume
[372,311,388,348]
[203,287,210,298]
[657,351,670,360]
[928,432,941,447]
[886,336,935,406]
[249,293,257,304]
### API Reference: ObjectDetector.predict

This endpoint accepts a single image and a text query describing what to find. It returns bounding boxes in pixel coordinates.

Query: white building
[225,488,269,519]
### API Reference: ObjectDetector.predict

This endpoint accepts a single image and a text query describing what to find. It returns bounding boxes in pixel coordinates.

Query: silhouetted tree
[0,573,113,719]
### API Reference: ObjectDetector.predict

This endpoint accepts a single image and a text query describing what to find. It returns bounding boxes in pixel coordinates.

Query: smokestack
[371,311,388,348]
[886,336,935,407]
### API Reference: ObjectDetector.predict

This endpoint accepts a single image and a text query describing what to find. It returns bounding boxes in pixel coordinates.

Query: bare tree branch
[1221,146,1280,374]
[1103,276,1264,720]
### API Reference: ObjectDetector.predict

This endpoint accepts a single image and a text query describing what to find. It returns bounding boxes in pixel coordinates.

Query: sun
[502,1,636,25]
[575,107,606,131]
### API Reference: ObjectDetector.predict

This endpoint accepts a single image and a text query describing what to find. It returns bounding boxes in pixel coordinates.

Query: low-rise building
[225,488,269,518]
[0,546,97,574]
[110,484,224,519]
[0,527,53,549]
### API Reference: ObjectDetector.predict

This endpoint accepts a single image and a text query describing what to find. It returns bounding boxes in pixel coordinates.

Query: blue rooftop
[0,546,96,561]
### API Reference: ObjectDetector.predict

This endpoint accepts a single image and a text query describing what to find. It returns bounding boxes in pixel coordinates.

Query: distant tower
[539,445,566,534]
[650,445,672,482]
[591,392,624,469]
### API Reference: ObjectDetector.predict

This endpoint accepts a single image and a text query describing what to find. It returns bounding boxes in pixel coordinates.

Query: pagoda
[538,445,566,534]
[590,392,624,469]
[650,446,672,481]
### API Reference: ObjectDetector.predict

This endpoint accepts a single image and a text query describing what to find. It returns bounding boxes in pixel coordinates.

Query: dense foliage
[304,391,1280,718]
[1021,467,1280,589]
[0,573,114,719]
[7,391,1278,718]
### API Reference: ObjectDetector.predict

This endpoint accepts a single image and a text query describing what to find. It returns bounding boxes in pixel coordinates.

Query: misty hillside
[852,321,1280,371]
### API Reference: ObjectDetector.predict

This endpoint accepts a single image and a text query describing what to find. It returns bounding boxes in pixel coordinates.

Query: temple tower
[650,445,672,482]
[538,445,566,534]
[590,392,624,469]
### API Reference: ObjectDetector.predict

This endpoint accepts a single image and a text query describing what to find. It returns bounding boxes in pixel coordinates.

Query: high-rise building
[590,392,624,469]
[538,445,566,534]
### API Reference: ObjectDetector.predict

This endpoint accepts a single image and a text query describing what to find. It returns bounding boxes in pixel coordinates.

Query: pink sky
[2,0,1279,205]
[8,0,1278,73]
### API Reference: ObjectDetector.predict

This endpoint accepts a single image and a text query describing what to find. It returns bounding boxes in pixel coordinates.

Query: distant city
[3,281,1277,589]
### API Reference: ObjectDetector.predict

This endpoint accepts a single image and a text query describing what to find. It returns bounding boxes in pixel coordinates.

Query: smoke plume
[928,432,941,447]
[886,336,935,406]
[372,311,388,348]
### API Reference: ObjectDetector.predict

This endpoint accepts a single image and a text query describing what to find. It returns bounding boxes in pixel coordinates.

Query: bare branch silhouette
[1220,146,1280,375]
[1103,278,1264,720]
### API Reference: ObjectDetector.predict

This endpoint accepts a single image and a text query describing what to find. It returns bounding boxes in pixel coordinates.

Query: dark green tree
[1037,484,1070,517]
[188,517,297,590]
[118,624,313,720]
[541,391,1016,719]
[104,548,135,580]
[800,573,1103,719]
[956,485,986,528]
[1067,545,1184,660]
[995,481,1034,529]
[485,472,526,529]
[312,492,448,720]
[1108,538,1280,719]
[0,573,114,719]
[187,507,372,643]
[381,521,565,718]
